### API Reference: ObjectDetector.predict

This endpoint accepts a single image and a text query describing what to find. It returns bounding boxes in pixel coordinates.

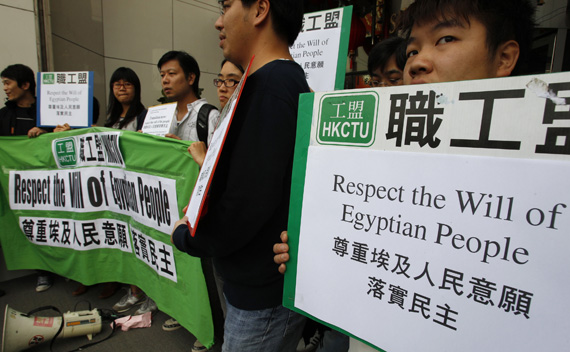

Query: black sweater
[0,100,36,136]
[173,60,310,310]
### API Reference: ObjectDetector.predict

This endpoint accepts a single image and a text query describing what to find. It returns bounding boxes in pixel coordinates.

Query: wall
[50,0,222,125]
[0,0,39,103]
[0,0,39,282]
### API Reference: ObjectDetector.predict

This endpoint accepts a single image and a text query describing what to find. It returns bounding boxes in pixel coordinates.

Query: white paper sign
[296,148,570,351]
[141,102,176,136]
[38,71,93,128]
[291,7,349,92]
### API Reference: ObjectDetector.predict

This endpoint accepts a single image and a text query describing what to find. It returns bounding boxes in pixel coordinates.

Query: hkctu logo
[42,73,55,84]
[54,138,77,167]
[317,92,378,146]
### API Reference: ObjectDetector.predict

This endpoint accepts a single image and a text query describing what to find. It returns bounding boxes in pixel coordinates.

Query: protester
[367,36,407,88]
[104,67,147,131]
[187,59,244,168]
[171,0,310,350]
[1,63,56,291]
[155,51,221,352]
[102,67,156,313]
[214,59,245,109]
[400,0,535,84]
[1,64,37,137]
[275,1,536,351]
[159,50,220,144]
[274,0,536,282]
[68,68,143,299]
[164,59,244,352]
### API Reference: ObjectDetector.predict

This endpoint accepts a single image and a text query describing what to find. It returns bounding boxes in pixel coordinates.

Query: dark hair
[241,0,304,46]
[367,36,407,75]
[93,96,100,123]
[221,59,245,74]
[1,64,36,94]
[105,67,145,129]
[398,0,536,76]
[157,51,201,98]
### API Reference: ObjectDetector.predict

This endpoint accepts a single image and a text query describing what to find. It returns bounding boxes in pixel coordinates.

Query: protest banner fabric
[286,72,570,351]
[0,127,214,348]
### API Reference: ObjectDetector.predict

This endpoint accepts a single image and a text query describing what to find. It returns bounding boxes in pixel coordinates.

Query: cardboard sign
[285,72,570,351]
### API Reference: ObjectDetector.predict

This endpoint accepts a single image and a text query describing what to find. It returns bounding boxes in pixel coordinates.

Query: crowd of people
[1,0,538,351]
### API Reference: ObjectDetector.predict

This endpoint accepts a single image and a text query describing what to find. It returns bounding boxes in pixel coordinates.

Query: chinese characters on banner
[37,71,94,128]
[0,128,214,347]
[290,6,352,92]
[286,72,570,351]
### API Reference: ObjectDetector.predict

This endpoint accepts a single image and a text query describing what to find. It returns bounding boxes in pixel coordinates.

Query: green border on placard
[284,92,313,306]
[284,91,386,352]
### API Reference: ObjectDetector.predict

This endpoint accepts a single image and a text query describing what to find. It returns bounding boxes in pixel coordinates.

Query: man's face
[370,55,403,87]
[215,0,253,67]
[403,17,500,85]
[160,59,194,102]
[216,61,243,109]
[2,77,29,103]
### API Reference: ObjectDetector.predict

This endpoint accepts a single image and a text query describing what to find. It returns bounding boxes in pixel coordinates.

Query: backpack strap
[197,103,217,147]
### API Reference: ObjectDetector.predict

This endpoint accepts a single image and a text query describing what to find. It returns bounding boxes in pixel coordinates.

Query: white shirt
[168,98,220,144]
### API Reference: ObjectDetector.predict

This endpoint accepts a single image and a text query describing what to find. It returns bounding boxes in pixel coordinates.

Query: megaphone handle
[25,305,64,352]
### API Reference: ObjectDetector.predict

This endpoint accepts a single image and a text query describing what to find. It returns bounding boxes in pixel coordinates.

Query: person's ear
[495,40,520,77]
[187,73,196,86]
[252,0,270,26]
[21,81,30,91]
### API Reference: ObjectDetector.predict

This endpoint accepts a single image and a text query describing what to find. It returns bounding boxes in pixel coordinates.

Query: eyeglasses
[113,82,133,89]
[213,78,239,88]
[370,78,402,87]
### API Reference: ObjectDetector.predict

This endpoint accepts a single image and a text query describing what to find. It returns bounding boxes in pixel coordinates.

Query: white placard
[288,72,570,352]
[290,7,350,92]
[38,71,93,128]
[141,102,176,136]
[296,147,570,351]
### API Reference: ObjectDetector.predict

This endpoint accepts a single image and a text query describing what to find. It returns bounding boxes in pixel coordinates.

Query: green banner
[0,127,214,347]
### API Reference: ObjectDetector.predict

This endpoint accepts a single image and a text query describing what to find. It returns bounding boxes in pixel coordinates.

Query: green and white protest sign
[0,127,214,347]
[290,6,352,92]
[37,71,94,128]
[285,72,570,351]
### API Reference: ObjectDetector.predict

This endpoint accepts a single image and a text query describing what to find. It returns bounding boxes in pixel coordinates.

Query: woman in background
[104,67,147,131]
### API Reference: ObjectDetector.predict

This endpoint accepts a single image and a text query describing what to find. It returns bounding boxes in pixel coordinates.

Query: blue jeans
[316,329,349,352]
[222,298,306,352]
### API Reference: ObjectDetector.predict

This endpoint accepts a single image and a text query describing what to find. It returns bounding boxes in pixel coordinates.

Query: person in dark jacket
[0,64,37,137]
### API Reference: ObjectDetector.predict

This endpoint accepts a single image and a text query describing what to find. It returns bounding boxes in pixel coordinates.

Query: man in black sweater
[171,0,310,351]
[0,64,37,137]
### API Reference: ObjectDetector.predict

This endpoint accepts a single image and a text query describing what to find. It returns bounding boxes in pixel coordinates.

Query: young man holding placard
[274,0,536,272]
[171,0,310,350]
[274,1,537,351]
[401,0,535,85]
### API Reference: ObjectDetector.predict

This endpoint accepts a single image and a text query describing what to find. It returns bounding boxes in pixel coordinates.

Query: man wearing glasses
[367,36,407,88]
